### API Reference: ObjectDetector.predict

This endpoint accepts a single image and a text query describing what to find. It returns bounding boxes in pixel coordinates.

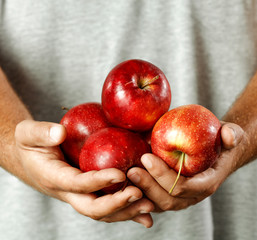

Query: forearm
[222,70,257,170]
[0,68,32,179]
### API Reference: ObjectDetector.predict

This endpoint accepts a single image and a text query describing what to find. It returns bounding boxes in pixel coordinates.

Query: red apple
[151,104,221,192]
[140,130,153,149]
[79,127,151,194]
[60,102,111,168]
[101,59,171,132]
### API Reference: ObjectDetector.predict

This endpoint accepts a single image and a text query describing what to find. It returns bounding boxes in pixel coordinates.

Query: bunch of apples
[60,59,221,194]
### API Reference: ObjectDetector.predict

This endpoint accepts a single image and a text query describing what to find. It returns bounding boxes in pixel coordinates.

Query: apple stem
[61,106,70,111]
[169,152,185,195]
[140,75,159,89]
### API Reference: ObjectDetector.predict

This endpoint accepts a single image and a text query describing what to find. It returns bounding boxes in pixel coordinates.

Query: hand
[127,122,245,211]
[14,120,154,227]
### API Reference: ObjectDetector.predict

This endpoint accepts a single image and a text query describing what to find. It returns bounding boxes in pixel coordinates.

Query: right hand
[14,120,154,227]
[128,122,245,212]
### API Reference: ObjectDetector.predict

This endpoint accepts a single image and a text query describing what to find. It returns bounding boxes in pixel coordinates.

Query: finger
[128,166,199,210]
[139,153,186,194]
[60,168,126,193]
[101,198,154,226]
[132,213,154,228]
[221,122,244,149]
[130,154,208,205]
[63,186,143,220]
[139,153,213,200]
[169,166,223,199]
[34,157,127,193]
[15,120,66,147]
[138,153,226,199]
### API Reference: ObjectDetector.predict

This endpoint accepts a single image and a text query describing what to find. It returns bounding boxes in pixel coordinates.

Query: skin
[0,65,254,228]
[128,71,257,218]
[0,68,154,228]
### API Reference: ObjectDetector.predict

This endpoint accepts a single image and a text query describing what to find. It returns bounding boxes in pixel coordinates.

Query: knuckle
[15,121,26,141]
[90,170,101,183]
[161,199,192,212]
[171,186,185,197]
[56,172,86,194]
[90,211,103,221]
[139,199,155,212]
[33,122,50,140]
[130,169,150,190]
[191,198,199,206]
[40,171,70,192]
[205,183,219,196]
[160,200,174,211]
[152,167,165,180]
[38,177,57,192]
[97,216,114,223]
[175,200,193,211]
[173,203,188,211]
[142,181,154,193]
[15,121,22,133]
[99,217,112,223]
[84,171,106,192]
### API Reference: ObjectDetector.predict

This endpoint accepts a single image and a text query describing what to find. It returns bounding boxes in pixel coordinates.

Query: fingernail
[141,155,152,169]
[140,210,150,214]
[140,219,152,228]
[228,127,236,145]
[50,126,63,142]
[129,173,140,184]
[128,196,140,203]
[110,178,124,184]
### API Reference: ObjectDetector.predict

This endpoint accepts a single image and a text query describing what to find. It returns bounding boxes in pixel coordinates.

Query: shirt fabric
[0,1,257,240]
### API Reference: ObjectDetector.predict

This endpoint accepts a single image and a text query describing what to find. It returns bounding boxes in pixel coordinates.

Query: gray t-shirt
[0,1,257,240]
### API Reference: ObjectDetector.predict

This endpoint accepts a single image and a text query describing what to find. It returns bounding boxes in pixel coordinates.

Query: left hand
[14,120,154,227]
[127,122,245,211]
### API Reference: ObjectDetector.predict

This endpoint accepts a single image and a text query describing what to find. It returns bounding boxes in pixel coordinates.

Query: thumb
[221,122,244,149]
[15,119,67,147]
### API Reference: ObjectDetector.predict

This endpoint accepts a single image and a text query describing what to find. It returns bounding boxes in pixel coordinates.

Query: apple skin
[79,127,151,194]
[60,102,111,168]
[151,104,222,177]
[140,130,153,151]
[101,59,171,132]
